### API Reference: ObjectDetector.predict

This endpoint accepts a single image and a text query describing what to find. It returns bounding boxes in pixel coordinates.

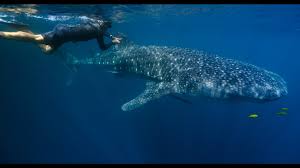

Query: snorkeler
[0,18,122,54]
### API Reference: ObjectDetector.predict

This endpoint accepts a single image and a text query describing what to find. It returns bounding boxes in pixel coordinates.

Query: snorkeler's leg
[0,31,44,43]
[0,31,54,54]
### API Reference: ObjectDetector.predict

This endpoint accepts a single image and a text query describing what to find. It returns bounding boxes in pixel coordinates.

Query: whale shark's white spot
[204,80,214,89]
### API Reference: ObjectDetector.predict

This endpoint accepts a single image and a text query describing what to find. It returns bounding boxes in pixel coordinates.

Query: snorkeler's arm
[97,33,113,50]
[104,32,113,39]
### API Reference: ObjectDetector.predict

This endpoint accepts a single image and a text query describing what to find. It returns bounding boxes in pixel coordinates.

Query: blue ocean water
[0,4,299,163]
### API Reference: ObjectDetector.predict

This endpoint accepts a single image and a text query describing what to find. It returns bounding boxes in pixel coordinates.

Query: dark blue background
[0,5,299,163]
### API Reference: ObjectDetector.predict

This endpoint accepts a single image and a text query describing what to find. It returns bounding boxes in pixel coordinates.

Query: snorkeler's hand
[112,37,122,44]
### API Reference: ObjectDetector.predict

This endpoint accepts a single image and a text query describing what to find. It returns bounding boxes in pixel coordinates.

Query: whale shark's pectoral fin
[121,81,173,111]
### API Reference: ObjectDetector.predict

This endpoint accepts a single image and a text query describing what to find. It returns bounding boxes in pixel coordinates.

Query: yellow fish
[280,108,288,111]
[276,111,288,116]
[248,114,258,118]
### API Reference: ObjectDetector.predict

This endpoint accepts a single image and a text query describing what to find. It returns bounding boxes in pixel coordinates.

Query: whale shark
[67,43,288,111]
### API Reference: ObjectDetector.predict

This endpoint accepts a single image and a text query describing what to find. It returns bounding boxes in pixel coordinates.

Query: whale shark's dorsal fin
[121,81,173,111]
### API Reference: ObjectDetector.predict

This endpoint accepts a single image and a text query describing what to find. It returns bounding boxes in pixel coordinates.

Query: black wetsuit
[42,19,113,52]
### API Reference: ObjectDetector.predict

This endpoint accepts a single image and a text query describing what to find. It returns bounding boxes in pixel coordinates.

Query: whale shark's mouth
[242,84,287,102]
[239,70,288,102]
[263,70,288,99]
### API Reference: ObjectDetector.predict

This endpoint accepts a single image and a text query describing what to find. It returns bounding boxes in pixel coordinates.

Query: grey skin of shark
[67,43,288,111]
